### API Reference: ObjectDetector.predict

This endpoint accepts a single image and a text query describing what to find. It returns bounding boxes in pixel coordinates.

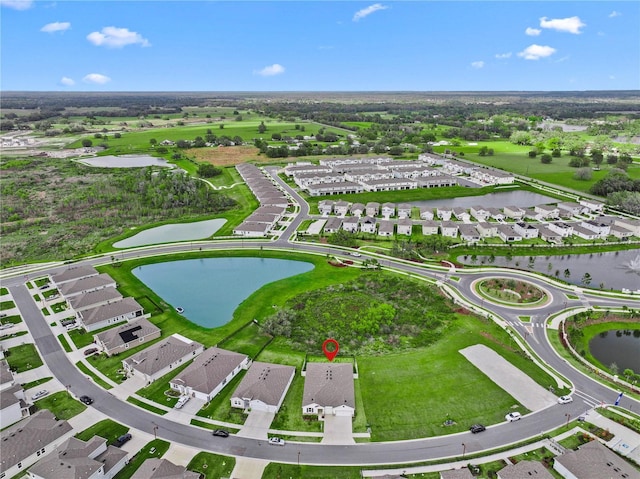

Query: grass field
[35,391,87,420]
[5,343,43,372]
[76,361,113,389]
[136,360,192,407]
[187,452,235,479]
[75,419,129,444]
[196,369,249,425]
[113,439,170,479]
[126,396,168,415]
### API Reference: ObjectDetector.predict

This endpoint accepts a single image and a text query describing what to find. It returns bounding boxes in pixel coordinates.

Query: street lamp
[462,443,466,458]
[297,451,300,466]
[152,422,158,439]
[565,413,571,427]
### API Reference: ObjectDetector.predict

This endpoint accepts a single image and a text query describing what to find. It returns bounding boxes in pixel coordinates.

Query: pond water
[133,257,314,328]
[79,155,174,168]
[410,191,557,209]
[589,329,640,373]
[113,219,227,248]
[457,249,640,291]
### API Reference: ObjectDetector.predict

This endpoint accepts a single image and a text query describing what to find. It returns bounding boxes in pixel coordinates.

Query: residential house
[553,440,637,479]
[487,207,505,222]
[397,204,413,219]
[132,459,199,479]
[94,318,161,356]
[302,362,355,418]
[58,274,117,299]
[470,206,490,222]
[254,205,287,220]
[378,220,395,237]
[307,181,364,196]
[416,175,457,188]
[365,202,380,217]
[76,297,145,332]
[580,220,611,237]
[318,200,334,216]
[28,436,128,479]
[548,222,574,238]
[334,201,350,217]
[497,224,523,242]
[419,152,447,166]
[497,460,554,479]
[350,203,365,217]
[476,222,497,238]
[614,217,640,236]
[170,347,250,402]
[361,178,417,192]
[503,205,525,220]
[359,216,377,234]
[422,220,439,236]
[397,218,414,236]
[557,201,585,217]
[439,469,474,479]
[51,265,99,286]
[579,198,605,213]
[0,384,30,429]
[68,288,123,313]
[452,207,470,222]
[534,204,560,220]
[230,361,295,413]
[572,224,600,240]
[513,222,539,239]
[440,221,459,238]
[123,334,204,384]
[381,203,396,218]
[323,217,343,234]
[0,410,73,479]
[342,217,359,233]
[0,359,14,391]
[233,221,271,237]
[284,163,331,177]
[294,172,345,189]
[458,224,480,243]
[245,213,279,225]
[471,169,515,185]
[536,226,562,244]
[436,207,453,221]
[610,225,634,239]
[419,206,434,221]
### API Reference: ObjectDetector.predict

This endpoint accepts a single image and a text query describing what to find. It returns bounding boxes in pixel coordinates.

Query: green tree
[81,139,93,147]
[149,138,157,147]
[581,272,592,286]
[564,269,571,279]
[258,121,267,134]
[197,163,222,178]
[540,154,552,164]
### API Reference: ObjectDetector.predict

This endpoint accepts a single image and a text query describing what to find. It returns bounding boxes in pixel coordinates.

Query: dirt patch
[185,146,268,167]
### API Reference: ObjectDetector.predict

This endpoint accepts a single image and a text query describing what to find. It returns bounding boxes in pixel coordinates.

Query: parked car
[79,395,93,405]
[350,251,362,257]
[469,424,486,434]
[505,412,522,422]
[212,429,229,438]
[39,284,50,289]
[557,395,573,404]
[84,347,99,356]
[115,433,132,447]
[268,437,286,446]
[175,396,190,409]
[31,390,49,401]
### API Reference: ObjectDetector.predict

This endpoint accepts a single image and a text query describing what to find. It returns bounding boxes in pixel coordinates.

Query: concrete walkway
[230,457,269,479]
[322,415,355,444]
[589,409,640,463]
[237,410,275,439]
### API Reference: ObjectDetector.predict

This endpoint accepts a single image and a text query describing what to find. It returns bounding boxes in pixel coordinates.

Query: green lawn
[270,374,322,433]
[196,369,248,425]
[136,361,192,407]
[262,464,363,479]
[126,397,168,415]
[76,361,113,389]
[21,377,53,390]
[1,314,22,324]
[0,300,16,310]
[50,301,68,313]
[34,391,87,420]
[218,321,273,358]
[113,439,170,479]
[187,452,235,479]
[75,419,129,444]
[0,287,8,295]
[57,334,73,352]
[5,343,43,372]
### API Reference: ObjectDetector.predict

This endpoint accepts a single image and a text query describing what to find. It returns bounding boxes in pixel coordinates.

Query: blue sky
[1,1,638,91]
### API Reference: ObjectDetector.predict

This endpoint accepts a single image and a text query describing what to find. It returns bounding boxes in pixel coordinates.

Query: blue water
[133,257,314,328]
[114,219,226,248]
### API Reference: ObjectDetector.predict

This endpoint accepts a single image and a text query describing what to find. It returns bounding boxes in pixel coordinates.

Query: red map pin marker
[322,338,339,362]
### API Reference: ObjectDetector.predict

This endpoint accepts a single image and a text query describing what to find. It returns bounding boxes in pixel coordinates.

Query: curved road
[3,167,639,466]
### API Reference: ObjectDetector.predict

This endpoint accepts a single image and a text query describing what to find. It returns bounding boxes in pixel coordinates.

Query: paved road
[3,165,639,465]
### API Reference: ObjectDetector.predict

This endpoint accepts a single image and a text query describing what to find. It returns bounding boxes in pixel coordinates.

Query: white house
[470,206,490,222]
[476,222,497,238]
[452,207,470,222]
[318,200,334,216]
[359,216,377,234]
[365,202,380,217]
[76,297,146,332]
[579,198,605,213]
[323,217,343,234]
[302,362,355,418]
[572,224,600,240]
[503,206,525,220]
[553,440,636,479]
[440,221,459,238]
[536,226,562,244]
[169,347,250,402]
[548,222,574,237]
[419,206,434,220]
[422,220,439,236]
[94,318,161,356]
[513,222,539,239]
[458,224,480,243]
[350,203,365,217]
[342,217,359,233]
[557,201,584,217]
[58,274,117,299]
[580,220,611,237]
[397,218,413,236]
[233,221,271,237]
[378,220,395,237]
[436,207,453,221]
[51,265,99,287]
[381,203,396,218]
[0,384,30,429]
[534,204,560,220]
[230,362,295,413]
[497,224,523,242]
[497,461,554,479]
[334,201,350,217]
[397,204,412,219]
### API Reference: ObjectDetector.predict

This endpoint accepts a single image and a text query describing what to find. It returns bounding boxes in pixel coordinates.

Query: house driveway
[321,415,355,444]
[237,410,275,439]
[111,374,147,401]
[230,457,269,479]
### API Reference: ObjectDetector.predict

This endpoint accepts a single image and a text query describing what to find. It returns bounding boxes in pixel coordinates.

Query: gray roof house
[233,221,271,237]
[0,410,73,479]
[68,287,123,312]
[0,359,14,391]
[0,384,30,429]
[458,224,480,243]
[28,435,128,479]
[94,318,161,356]
[59,274,117,298]
[169,347,250,402]
[359,216,377,234]
[350,203,365,217]
[419,206,434,220]
[397,204,412,219]
[440,469,474,479]
[230,361,295,413]
[378,220,395,237]
[302,362,355,418]
[397,218,414,236]
[365,202,380,217]
[381,203,396,218]
[342,216,359,233]
[51,265,99,286]
[77,297,145,332]
[123,334,204,384]
[422,220,439,236]
[554,440,637,479]
[132,458,199,479]
[497,460,554,479]
[323,217,343,234]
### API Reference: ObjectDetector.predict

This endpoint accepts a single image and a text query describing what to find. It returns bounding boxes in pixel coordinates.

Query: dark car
[84,347,99,356]
[212,429,229,438]
[470,424,486,433]
[79,395,93,405]
[115,433,132,446]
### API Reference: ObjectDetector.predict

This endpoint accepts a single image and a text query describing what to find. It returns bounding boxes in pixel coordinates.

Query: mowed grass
[113,439,170,479]
[5,343,43,372]
[262,464,363,479]
[75,419,129,444]
[35,391,87,420]
[359,314,554,441]
[187,452,235,479]
[218,321,273,358]
[136,360,192,407]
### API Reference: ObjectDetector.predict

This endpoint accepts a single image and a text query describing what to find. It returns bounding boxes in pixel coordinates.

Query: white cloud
[525,27,541,36]
[353,3,388,22]
[539,16,586,34]
[471,61,484,69]
[0,0,33,10]
[608,11,621,18]
[41,21,70,33]
[495,52,512,59]
[87,26,150,48]
[253,64,285,77]
[517,44,556,60]
[60,76,75,86]
[83,73,111,84]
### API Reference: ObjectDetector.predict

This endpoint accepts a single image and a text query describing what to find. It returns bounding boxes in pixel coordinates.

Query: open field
[34,391,87,420]
[75,419,129,444]
[4,343,43,372]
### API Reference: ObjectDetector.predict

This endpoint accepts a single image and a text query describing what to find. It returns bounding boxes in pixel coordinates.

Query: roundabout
[472,276,553,309]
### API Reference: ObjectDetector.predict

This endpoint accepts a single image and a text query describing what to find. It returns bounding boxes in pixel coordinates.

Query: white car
[558,395,573,404]
[31,390,49,401]
[175,396,190,409]
[268,437,286,446]
[505,412,522,422]
[350,252,362,257]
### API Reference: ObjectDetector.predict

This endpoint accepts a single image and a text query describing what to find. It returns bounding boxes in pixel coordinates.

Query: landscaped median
[473,277,550,308]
